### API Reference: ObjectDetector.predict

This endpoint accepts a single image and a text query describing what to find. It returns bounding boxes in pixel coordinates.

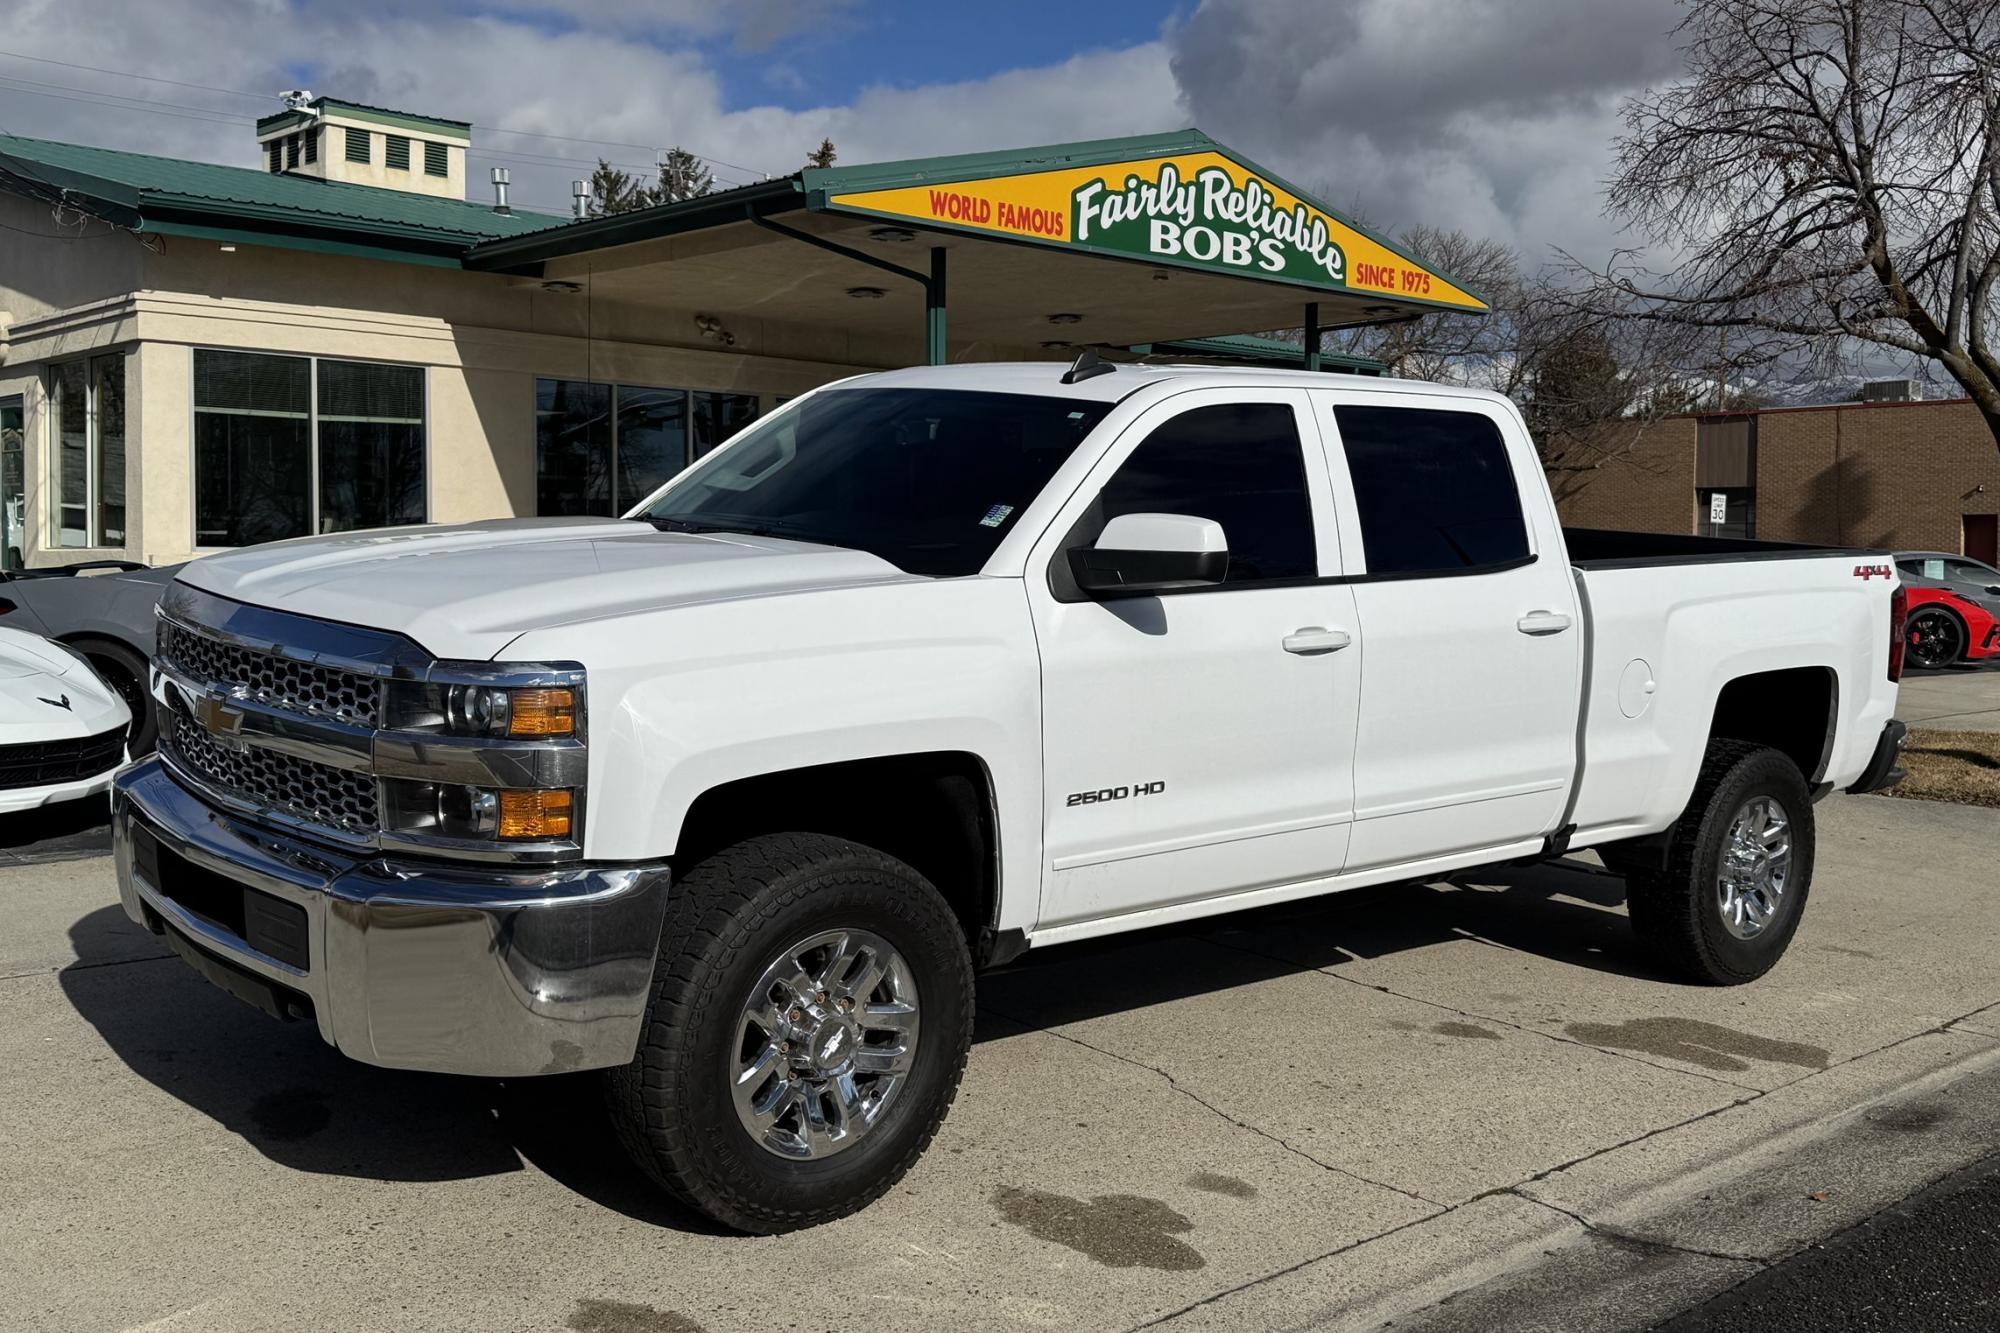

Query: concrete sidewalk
[1897,664,2000,732]
[2,791,1996,1333]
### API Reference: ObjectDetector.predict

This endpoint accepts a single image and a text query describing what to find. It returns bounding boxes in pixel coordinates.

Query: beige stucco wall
[1,196,896,567]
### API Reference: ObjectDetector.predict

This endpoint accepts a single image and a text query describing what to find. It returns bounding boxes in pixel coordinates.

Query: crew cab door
[1312,392,1583,869]
[1027,388,1360,931]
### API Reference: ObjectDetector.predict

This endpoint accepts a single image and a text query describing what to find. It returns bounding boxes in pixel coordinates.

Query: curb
[1147,1023,2000,1331]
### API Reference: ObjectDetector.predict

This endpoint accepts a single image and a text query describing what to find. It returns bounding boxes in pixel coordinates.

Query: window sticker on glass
[1924,559,1946,578]
[979,503,1015,528]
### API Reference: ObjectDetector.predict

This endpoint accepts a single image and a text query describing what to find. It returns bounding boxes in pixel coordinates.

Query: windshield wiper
[637,514,848,549]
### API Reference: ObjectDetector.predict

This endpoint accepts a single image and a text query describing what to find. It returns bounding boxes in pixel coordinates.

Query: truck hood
[175,517,924,660]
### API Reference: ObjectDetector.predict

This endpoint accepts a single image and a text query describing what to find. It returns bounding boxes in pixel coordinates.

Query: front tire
[1624,741,1815,984]
[606,833,974,1234]
[74,637,156,754]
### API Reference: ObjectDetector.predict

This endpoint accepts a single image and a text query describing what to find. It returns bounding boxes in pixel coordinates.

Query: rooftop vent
[255,95,469,199]
[1860,378,1920,403]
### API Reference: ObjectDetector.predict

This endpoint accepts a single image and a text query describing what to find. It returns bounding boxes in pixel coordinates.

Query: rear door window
[1334,405,1529,576]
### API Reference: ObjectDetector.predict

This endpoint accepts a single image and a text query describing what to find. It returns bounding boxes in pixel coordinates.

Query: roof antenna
[1061,347,1115,385]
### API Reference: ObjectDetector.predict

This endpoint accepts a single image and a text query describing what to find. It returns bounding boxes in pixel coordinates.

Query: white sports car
[0,626,130,814]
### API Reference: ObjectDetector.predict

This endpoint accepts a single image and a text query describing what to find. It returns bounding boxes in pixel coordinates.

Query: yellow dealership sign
[823,142,1487,312]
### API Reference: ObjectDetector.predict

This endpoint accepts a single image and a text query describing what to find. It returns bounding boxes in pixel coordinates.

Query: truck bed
[1563,526,1878,569]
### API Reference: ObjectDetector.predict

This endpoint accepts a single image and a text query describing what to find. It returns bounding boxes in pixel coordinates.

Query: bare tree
[1327,225,1527,390]
[1582,0,2000,451]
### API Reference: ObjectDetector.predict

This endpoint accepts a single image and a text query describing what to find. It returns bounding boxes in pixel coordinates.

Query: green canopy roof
[0,133,560,266]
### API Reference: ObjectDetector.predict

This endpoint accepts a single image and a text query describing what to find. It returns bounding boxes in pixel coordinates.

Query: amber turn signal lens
[507,688,576,737]
[497,788,573,839]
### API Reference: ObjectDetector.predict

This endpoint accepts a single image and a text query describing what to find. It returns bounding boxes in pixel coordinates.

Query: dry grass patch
[1886,728,2000,808]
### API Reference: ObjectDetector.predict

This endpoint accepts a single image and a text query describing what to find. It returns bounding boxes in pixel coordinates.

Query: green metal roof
[0,132,561,267]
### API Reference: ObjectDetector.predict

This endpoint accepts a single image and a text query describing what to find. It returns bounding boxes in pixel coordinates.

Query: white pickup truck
[114,360,1909,1234]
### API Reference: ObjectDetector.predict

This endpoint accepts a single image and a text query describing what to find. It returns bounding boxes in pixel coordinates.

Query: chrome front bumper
[112,758,671,1077]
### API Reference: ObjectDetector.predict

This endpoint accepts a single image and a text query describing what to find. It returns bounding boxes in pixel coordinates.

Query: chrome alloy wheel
[1717,795,1793,940]
[729,928,920,1159]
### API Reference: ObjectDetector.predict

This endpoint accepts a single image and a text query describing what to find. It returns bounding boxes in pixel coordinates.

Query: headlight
[378,662,586,853]
[441,684,576,737]
[388,677,581,738]
[386,782,577,842]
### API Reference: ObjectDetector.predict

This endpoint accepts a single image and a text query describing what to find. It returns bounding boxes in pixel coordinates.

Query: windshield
[634,387,1113,576]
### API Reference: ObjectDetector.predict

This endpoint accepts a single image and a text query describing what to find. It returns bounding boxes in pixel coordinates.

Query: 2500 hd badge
[1066,780,1167,806]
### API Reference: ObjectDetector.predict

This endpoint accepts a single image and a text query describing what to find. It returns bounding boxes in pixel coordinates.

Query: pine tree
[806,138,838,169]
[658,146,716,203]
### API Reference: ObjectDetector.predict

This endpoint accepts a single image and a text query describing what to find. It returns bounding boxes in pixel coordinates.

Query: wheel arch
[671,750,1003,961]
[1707,665,1838,784]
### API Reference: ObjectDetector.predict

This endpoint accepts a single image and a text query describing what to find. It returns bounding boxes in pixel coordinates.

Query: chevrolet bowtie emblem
[193,692,246,736]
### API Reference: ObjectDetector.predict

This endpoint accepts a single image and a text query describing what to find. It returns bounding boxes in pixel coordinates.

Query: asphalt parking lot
[4,776,1998,1333]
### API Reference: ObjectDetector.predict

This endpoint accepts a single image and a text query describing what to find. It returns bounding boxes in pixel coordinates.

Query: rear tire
[1624,741,1815,985]
[605,832,974,1234]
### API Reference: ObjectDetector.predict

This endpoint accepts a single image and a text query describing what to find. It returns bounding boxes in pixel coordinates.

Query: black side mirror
[1068,513,1228,597]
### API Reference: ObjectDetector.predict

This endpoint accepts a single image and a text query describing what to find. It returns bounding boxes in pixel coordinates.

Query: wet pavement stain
[568,1299,707,1333]
[994,1186,1206,1270]
[247,1087,331,1141]
[1432,1021,1504,1041]
[1187,1171,1259,1199]
[1563,1017,1829,1073]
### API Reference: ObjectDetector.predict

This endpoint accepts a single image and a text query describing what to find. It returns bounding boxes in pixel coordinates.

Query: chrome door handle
[1516,610,1573,636]
[1283,626,1352,655]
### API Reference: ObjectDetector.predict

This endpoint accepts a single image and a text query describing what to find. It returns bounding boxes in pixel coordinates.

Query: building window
[267,140,283,173]
[385,135,410,171]
[536,380,759,516]
[194,349,426,547]
[317,360,425,533]
[345,127,371,164]
[49,354,126,548]
[2,395,24,569]
[303,128,318,165]
[424,140,448,177]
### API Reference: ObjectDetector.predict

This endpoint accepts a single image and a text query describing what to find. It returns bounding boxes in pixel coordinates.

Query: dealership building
[0,102,1479,569]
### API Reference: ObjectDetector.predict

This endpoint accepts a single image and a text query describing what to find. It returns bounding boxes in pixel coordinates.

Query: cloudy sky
[0,0,1688,268]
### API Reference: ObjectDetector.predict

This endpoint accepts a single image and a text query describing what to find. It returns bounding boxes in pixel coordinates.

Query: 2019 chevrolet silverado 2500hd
[113,360,1909,1234]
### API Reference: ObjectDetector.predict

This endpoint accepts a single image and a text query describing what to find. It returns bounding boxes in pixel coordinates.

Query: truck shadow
[58,858,1646,1231]
[980,856,1657,1027]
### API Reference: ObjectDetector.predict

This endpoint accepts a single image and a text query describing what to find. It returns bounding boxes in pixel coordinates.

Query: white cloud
[0,0,1682,263]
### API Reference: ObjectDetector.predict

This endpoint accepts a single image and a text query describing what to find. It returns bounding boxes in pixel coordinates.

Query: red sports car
[1904,585,2000,668]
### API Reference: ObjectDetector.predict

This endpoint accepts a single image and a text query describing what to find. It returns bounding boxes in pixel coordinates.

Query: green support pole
[1303,302,1321,373]
[927,246,948,365]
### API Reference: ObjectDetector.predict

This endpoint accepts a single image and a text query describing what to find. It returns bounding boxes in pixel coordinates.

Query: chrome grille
[165,702,378,836]
[157,619,380,727]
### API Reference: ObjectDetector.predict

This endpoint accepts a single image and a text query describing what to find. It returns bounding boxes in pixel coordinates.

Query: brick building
[1551,396,2000,564]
